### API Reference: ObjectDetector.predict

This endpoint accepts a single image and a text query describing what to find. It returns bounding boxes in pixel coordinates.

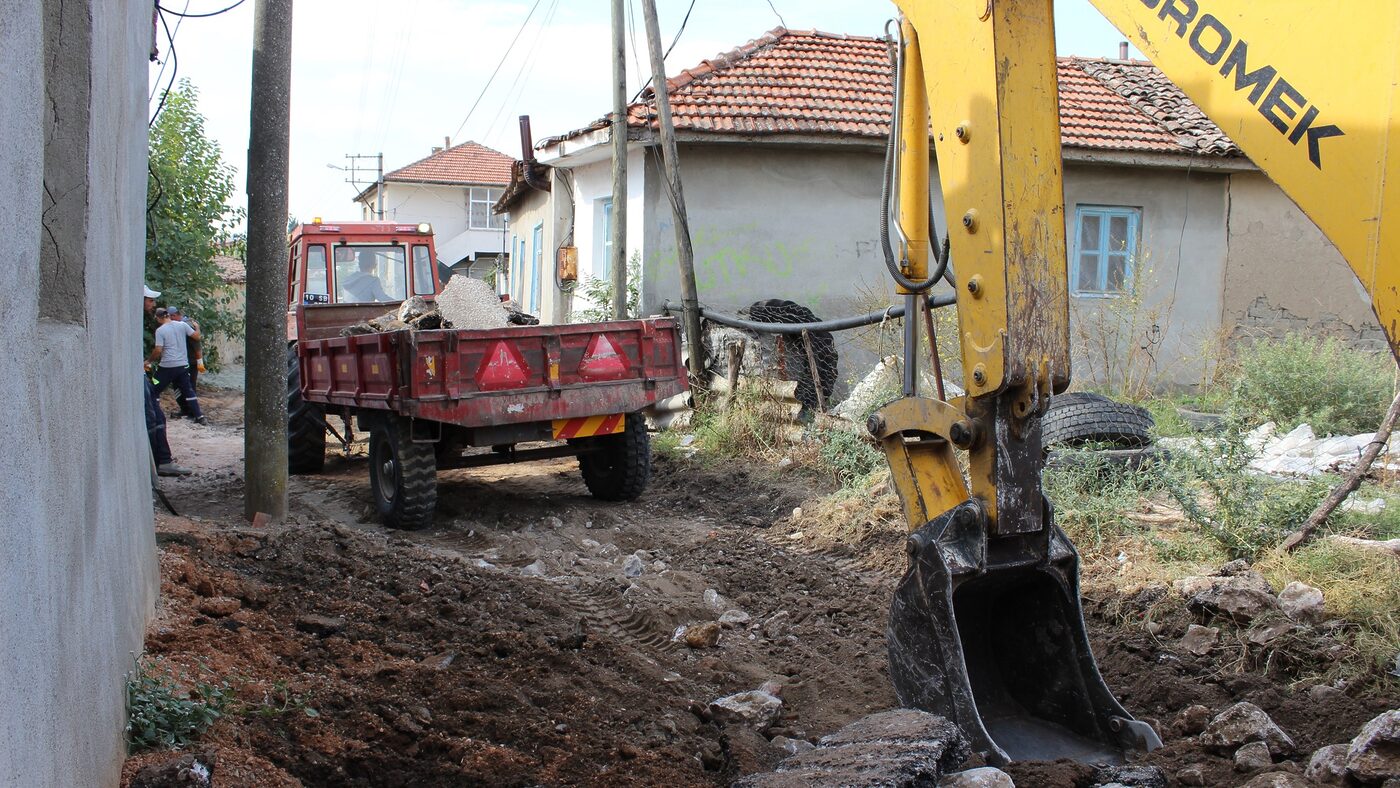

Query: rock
[419,651,456,671]
[703,588,730,612]
[1180,624,1219,655]
[542,516,563,529]
[294,614,346,637]
[1176,765,1208,786]
[684,621,721,649]
[737,710,969,788]
[1201,702,1296,756]
[1347,710,1400,782]
[1186,573,1281,624]
[708,689,783,732]
[941,766,1015,787]
[725,724,786,774]
[770,736,815,757]
[720,610,752,628]
[392,712,424,736]
[1239,773,1309,788]
[1219,558,1253,575]
[1278,581,1325,623]
[1236,741,1275,771]
[1093,764,1167,787]
[763,611,791,639]
[1248,620,1298,646]
[129,752,215,788]
[1173,704,1212,736]
[196,596,241,617]
[519,560,547,577]
[622,554,644,578]
[1324,535,1400,558]
[1305,743,1349,784]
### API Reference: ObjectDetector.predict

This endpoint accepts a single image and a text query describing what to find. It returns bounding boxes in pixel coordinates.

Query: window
[594,198,613,279]
[411,245,435,295]
[333,244,408,303]
[1072,206,1140,296]
[306,245,329,296]
[469,187,507,230]
[530,223,543,314]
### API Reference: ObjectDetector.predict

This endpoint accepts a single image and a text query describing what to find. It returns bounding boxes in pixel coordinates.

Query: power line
[450,0,546,144]
[764,0,787,29]
[482,0,561,145]
[156,0,247,18]
[158,0,246,17]
[148,7,182,127]
[628,0,698,104]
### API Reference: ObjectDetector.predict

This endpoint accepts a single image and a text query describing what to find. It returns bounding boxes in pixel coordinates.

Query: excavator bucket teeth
[888,500,1162,766]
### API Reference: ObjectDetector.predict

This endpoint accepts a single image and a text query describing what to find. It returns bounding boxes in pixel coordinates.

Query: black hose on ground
[660,292,956,335]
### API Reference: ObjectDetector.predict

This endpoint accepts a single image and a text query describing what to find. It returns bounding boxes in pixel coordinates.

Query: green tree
[146,79,244,365]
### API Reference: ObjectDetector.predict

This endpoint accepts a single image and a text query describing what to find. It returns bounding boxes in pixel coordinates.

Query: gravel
[436,276,509,330]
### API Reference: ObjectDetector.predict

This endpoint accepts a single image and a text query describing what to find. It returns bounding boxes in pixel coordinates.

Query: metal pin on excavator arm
[872,0,1156,765]
[875,0,1400,767]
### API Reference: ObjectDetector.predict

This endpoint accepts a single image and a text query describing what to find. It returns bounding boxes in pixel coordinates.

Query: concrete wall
[1,0,158,785]
[357,182,511,268]
[1062,164,1230,388]
[566,149,648,318]
[501,176,571,324]
[1222,171,1382,350]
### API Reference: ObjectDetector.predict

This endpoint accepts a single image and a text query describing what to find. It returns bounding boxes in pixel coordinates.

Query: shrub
[1229,334,1393,435]
[815,425,883,488]
[126,656,231,753]
[1044,447,1174,548]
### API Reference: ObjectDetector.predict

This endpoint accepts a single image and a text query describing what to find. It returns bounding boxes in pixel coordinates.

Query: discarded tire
[745,299,838,414]
[577,413,651,501]
[368,415,437,530]
[287,344,327,474]
[1042,392,1154,450]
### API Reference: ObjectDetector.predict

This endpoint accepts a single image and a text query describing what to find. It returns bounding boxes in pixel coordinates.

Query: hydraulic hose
[660,292,957,335]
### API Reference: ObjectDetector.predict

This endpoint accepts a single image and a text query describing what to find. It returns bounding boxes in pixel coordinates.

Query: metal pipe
[902,293,918,396]
[660,291,956,335]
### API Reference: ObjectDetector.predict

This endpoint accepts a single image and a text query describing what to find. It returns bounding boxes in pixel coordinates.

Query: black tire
[578,413,651,501]
[1042,392,1154,450]
[368,415,437,529]
[287,344,326,474]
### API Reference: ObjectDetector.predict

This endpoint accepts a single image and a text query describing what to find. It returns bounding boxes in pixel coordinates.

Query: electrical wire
[450,0,546,143]
[156,0,246,18]
[629,0,698,104]
[482,0,561,146]
[148,8,181,127]
[763,0,787,29]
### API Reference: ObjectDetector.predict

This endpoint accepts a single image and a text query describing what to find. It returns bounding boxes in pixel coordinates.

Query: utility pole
[640,0,703,381]
[344,153,385,219]
[609,0,628,320]
[244,0,293,524]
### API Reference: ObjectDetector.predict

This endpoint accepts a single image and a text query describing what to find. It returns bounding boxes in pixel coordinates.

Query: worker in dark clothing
[341,251,393,302]
[166,306,205,419]
[143,286,190,476]
[147,307,207,425]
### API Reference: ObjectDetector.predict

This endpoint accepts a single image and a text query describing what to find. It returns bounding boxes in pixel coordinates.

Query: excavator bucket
[887,498,1161,766]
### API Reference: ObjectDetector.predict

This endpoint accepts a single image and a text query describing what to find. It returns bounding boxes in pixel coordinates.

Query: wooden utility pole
[244,0,293,523]
[609,0,628,319]
[639,0,704,381]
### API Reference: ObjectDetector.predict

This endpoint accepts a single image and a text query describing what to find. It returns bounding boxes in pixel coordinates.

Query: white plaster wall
[568,149,647,317]
[1062,164,1230,388]
[0,1,157,785]
[359,183,511,266]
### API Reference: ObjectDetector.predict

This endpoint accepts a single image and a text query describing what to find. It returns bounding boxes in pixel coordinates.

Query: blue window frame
[530,223,543,314]
[595,198,613,280]
[1071,206,1140,295]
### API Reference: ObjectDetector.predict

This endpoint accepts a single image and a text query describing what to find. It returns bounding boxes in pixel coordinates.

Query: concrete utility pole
[609,0,628,320]
[344,153,384,219]
[244,0,293,523]
[639,0,704,380]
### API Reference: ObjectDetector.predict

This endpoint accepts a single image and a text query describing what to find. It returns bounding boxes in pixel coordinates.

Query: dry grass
[788,469,906,574]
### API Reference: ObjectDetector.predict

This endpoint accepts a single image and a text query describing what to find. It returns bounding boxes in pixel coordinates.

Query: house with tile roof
[498,28,1378,388]
[356,140,516,280]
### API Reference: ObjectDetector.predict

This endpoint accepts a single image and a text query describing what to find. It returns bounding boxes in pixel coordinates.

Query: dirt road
[128,390,1397,787]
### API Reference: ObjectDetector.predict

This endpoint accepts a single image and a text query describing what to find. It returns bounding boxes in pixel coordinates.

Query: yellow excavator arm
[875,0,1400,767]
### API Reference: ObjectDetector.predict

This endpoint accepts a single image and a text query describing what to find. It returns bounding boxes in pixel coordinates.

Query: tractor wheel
[578,413,651,501]
[287,344,326,474]
[368,415,437,530]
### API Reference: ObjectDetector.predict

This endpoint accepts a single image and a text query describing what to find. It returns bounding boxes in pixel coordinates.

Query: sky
[151,0,1143,224]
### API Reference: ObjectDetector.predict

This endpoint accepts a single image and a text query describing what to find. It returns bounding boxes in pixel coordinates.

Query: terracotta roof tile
[385,141,515,185]
[554,29,1238,159]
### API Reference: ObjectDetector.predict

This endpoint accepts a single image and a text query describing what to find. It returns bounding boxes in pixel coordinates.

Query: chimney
[444,135,451,149]
[1118,41,1129,60]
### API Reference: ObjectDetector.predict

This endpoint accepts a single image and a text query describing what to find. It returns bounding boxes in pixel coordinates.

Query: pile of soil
[131,399,1399,786]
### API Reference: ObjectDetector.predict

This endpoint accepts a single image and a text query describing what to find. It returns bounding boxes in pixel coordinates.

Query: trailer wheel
[578,413,650,501]
[368,416,437,530]
[287,344,326,474]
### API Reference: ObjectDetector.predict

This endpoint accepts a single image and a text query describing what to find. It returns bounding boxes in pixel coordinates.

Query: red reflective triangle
[477,340,531,390]
[579,333,629,380]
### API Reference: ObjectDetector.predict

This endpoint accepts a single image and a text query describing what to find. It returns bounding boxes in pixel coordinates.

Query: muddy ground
[127,389,1397,787]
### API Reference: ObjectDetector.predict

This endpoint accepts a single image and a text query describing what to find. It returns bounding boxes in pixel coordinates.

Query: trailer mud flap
[888,500,1162,766]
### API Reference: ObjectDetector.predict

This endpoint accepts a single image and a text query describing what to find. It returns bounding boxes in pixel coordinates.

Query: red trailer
[284,220,688,529]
